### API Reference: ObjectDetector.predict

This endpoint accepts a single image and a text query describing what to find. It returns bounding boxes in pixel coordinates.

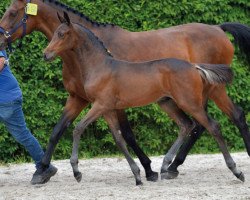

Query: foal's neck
[62,26,112,77]
[77,25,112,65]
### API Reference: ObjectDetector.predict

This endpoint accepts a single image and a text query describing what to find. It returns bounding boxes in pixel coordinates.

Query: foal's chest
[62,69,88,100]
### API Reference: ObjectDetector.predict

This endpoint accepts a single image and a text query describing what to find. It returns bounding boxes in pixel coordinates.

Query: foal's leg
[166,121,205,178]
[116,109,158,181]
[104,111,142,185]
[32,96,88,184]
[184,107,244,182]
[166,100,207,179]
[209,85,250,156]
[70,103,104,182]
[40,96,89,170]
[157,99,196,179]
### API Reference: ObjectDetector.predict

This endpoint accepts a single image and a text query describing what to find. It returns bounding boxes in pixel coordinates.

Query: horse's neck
[62,40,109,80]
[35,0,125,42]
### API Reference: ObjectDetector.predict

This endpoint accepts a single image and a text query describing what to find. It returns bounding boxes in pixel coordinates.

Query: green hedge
[0,0,249,163]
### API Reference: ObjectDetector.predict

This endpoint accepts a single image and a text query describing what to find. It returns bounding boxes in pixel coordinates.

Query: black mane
[75,23,113,57]
[43,0,116,27]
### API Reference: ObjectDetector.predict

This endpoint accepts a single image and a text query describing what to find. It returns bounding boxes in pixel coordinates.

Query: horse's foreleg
[209,86,250,156]
[158,99,196,179]
[70,102,104,182]
[116,109,158,182]
[41,96,88,169]
[104,111,142,185]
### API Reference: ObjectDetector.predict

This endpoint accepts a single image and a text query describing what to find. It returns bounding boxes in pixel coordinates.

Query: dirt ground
[0,152,250,200]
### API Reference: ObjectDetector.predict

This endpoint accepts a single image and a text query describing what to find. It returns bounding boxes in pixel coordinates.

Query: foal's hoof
[161,170,179,180]
[74,172,82,182]
[236,172,245,182]
[136,180,143,186]
[146,171,159,182]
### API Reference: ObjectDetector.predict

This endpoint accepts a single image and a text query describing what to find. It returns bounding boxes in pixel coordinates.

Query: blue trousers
[0,98,44,169]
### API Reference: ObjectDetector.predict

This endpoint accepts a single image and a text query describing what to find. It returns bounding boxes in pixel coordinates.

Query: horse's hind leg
[104,111,142,185]
[209,85,250,156]
[166,121,205,178]
[116,109,158,182]
[103,111,142,185]
[166,101,207,179]
[184,107,244,182]
[158,98,196,179]
[70,103,104,182]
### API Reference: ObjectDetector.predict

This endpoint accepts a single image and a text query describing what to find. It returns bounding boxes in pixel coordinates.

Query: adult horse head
[0,0,38,50]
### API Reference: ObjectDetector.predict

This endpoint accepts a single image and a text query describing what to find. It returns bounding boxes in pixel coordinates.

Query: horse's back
[115,23,234,64]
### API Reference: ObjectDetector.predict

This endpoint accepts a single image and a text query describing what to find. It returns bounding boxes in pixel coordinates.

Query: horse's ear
[57,12,65,24]
[63,11,71,26]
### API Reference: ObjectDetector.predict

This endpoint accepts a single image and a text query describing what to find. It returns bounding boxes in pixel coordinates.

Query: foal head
[43,12,77,61]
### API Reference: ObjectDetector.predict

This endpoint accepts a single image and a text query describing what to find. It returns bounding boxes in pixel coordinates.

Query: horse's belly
[116,86,165,109]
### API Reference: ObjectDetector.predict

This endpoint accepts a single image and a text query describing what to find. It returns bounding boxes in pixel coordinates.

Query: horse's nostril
[43,54,48,60]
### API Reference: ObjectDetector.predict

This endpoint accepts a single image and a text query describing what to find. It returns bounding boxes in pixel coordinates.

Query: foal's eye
[58,32,64,38]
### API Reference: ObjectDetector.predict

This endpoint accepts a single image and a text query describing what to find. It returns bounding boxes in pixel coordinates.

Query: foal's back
[101,57,199,109]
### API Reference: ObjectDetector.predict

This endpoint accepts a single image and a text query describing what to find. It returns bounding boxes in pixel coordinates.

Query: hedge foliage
[0,0,249,163]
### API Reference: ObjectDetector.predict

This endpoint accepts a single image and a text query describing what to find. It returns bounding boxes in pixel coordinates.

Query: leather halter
[0,0,31,52]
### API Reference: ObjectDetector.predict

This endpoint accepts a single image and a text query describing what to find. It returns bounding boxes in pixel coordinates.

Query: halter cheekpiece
[0,0,31,52]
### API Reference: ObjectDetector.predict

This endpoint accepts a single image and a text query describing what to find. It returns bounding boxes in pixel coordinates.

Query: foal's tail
[195,64,233,84]
[219,22,250,65]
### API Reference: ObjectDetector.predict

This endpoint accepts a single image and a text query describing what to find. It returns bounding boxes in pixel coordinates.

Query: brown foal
[43,13,243,185]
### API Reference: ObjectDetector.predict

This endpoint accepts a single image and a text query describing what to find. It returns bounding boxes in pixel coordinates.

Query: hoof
[236,172,245,182]
[30,165,58,185]
[161,170,179,180]
[74,172,82,183]
[136,180,143,186]
[146,171,159,182]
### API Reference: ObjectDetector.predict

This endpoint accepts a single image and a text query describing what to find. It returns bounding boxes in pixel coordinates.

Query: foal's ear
[57,12,65,24]
[63,11,71,26]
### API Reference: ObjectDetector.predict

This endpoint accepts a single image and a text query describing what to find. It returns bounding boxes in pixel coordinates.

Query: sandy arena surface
[0,152,250,200]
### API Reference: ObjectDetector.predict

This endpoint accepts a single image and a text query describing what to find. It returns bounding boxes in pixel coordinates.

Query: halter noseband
[0,0,31,52]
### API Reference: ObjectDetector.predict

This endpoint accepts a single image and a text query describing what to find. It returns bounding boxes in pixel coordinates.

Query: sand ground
[0,152,250,200]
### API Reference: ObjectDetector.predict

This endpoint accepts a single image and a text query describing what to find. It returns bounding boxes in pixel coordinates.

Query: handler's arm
[0,57,5,71]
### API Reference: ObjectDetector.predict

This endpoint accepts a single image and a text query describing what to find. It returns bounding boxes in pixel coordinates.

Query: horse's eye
[9,10,18,17]
[58,32,64,38]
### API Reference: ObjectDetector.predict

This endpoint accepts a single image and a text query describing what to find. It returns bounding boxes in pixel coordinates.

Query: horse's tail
[219,22,250,64]
[195,64,233,84]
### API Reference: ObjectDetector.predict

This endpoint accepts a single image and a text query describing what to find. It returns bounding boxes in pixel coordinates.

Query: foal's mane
[42,0,116,28]
[75,23,113,57]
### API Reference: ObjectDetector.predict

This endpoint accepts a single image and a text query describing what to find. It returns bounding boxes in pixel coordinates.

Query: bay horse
[0,0,249,183]
[43,12,243,185]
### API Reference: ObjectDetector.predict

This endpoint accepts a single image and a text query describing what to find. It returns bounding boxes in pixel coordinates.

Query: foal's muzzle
[43,51,56,61]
